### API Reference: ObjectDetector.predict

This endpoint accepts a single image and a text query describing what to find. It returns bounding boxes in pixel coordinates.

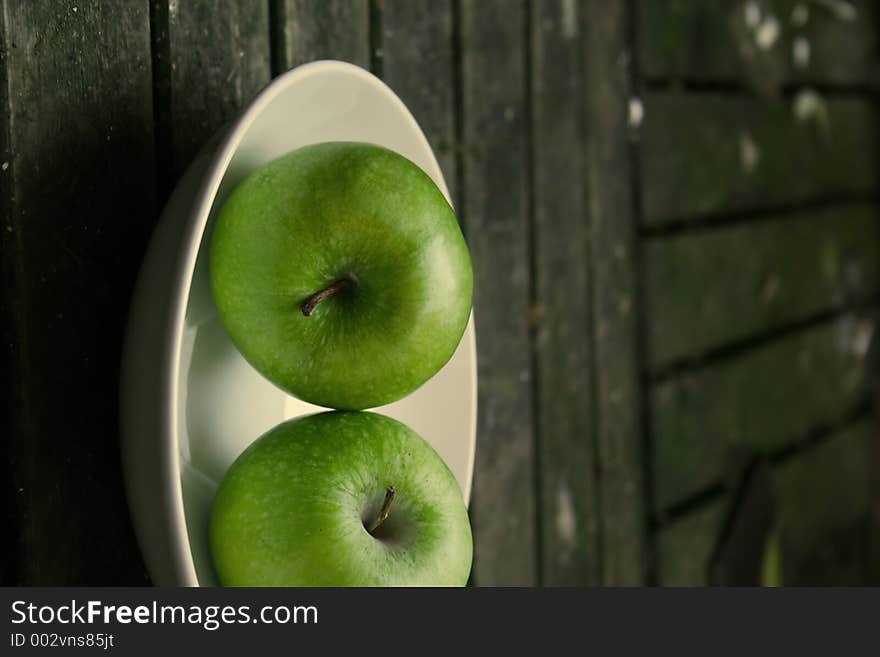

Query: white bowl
[121,61,477,586]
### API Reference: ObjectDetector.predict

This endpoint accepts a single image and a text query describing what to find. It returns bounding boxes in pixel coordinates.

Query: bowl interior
[177,63,477,586]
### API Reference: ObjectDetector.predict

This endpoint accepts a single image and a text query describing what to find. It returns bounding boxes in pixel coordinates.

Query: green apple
[209,141,473,410]
[209,411,472,586]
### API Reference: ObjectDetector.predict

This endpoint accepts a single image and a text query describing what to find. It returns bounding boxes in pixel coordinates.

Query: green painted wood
[0,0,154,584]
[774,417,873,585]
[871,407,880,584]
[531,0,598,586]
[644,206,880,371]
[274,0,369,70]
[583,0,646,585]
[152,0,271,189]
[459,0,536,586]
[639,94,880,224]
[653,312,875,512]
[656,497,729,586]
[870,519,880,584]
[638,0,880,90]
[0,0,17,586]
[380,0,458,205]
[658,415,874,586]
[871,501,880,584]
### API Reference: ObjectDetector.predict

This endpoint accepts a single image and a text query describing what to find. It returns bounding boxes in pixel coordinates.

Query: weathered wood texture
[530,0,598,585]
[656,497,729,586]
[274,0,369,70]
[152,0,271,190]
[872,519,880,584]
[657,416,875,586]
[644,206,880,370]
[2,0,877,588]
[638,0,880,89]
[0,1,154,584]
[583,0,646,585]
[872,393,880,584]
[0,0,17,586]
[459,0,537,586]
[774,417,873,584]
[639,94,880,224]
[652,312,874,512]
[380,0,458,205]
[638,2,880,587]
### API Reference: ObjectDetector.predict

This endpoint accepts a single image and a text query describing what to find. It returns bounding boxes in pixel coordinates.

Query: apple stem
[367,486,397,535]
[300,278,352,316]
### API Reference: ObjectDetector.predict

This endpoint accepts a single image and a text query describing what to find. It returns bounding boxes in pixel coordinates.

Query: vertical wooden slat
[583,0,647,585]
[0,0,19,585]
[381,0,458,206]
[531,0,598,585]
[274,0,369,70]
[460,0,536,586]
[872,391,880,584]
[154,0,271,188]
[1,0,154,584]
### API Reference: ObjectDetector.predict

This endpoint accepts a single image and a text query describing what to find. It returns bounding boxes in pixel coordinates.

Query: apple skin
[209,411,473,586]
[209,142,473,410]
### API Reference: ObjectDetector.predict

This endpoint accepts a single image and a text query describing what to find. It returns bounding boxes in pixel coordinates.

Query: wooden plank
[773,417,873,584]
[638,0,880,89]
[657,497,729,586]
[459,0,536,586]
[659,416,874,586]
[871,395,880,584]
[653,312,875,512]
[153,0,271,190]
[531,0,598,586]
[274,0,369,70]
[872,521,880,584]
[0,0,18,586]
[639,94,880,224]
[1,1,154,584]
[645,206,880,371]
[583,0,646,585]
[380,0,458,205]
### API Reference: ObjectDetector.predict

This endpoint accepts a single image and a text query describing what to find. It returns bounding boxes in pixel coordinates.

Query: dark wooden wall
[1,0,878,586]
[639,0,880,585]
